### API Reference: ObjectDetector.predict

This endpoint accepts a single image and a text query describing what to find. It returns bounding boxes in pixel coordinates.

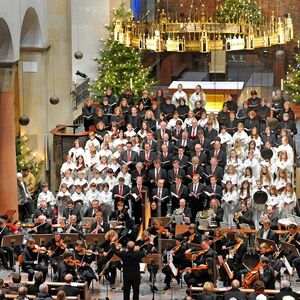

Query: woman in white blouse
[279,183,296,218]
[222,164,238,186]
[274,168,290,194]
[198,111,208,128]
[275,150,292,176]
[247,127,262,149]
[183,110,196,129]
[221,180,238,227]
[218,126,233,151]
[259,164,273,188]
[99,182,113,219]
[112,130,128,149]
[117,164,132,187]
[265,185,280,210]
[68,139,85,163]
[227,149,243,177]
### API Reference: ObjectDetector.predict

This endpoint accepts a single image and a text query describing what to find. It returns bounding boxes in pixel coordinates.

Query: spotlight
[75,70,87,79]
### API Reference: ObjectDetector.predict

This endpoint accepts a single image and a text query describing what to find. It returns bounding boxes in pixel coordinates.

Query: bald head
[127,241,135,250]
[64,273,73,284]
[231,279,240,289]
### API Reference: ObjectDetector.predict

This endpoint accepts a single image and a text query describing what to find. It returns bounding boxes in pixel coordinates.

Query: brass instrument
[233,211,243,223]
[26,222,45,233]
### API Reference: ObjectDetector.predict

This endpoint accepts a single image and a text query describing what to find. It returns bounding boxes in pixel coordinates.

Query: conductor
[111,238,146,300]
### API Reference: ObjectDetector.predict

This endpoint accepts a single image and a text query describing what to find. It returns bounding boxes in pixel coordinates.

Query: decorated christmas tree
[89,1,155,101]
[217,0,263,24]
[285,53,300,104]
[16,134,43,178]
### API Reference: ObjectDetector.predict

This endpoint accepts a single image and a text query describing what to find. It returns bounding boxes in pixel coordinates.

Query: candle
[280,78,284,91]
[130,78,133,89]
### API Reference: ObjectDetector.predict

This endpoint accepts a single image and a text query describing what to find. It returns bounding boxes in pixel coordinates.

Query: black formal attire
[83,207,102,218]
[258,228,279,244]
[224,118,239,135]
[237,208,255,229]
[274,287,300,300]
[138,150,156,170]
[161,103,176,118]
[162,243,188,288]
[94,115,109,127]
[31,222,52,234]
[223,288,247,300]
[247,97,261,110]
[89,220,110,233]
[112,184,131,210]
[57,284,80,297]
[119,93,134,106]
[184,247,216,286]
[261,133,277,146]
[168,168,186,185]
[243,117,260,131]
[151,187,170,216]
[21,246,48,281]
[172,128,184,141]
[197,292,217,300]
[131,169,147,187]
[176,139,194,155]
[157,140,174,154]
[154,129,171,141]
[209,149,227,169]
[33,207,55,221]
[56,260,77,282]
[119,150,138,166]
[204,128,218,142]
[259,264,275,289]
[111,244,146,300]
[46,238,66,273]
[278,119,298,135]
[287,232,300,280]
[188,126,201,140]
[0,227,14,269]
[188,182,206,220]
[148,168,168,184]
[193,137,211,152]
[205,184,223,197]
[182,231,202,244]
[205,166,224,183]
[159,152,174,170]
[75,250,97,286]
[209,206,224,227]
[224,100,238,113]
[17,180,33,221]
[82,104,96,131]
[218,111,230,126]
[127,114,142,131]
[248,292,266,300]
[62,207,81,223]
[131,185,149,224]
[170,183,188,209]
[186,165,205,181]
[110,209,134,240]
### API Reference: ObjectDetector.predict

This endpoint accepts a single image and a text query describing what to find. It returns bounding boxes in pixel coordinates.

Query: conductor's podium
[168,81,244,113]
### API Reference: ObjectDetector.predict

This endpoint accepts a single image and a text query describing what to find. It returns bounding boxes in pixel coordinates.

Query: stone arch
[20,7,42,47]
[0,18,14,62]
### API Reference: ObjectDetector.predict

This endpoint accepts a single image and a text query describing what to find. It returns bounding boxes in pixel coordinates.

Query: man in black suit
[204,122,218,142]
[119,142,138,166]
[187,120,201,140]
[84,199,102,218]
[259,257,275,289]
[148,159,167,185]
[151,179,169,216]
[235,201,255,229]
[170,177,188,210]
[89,212,110,234]
[186,156,204,181]
[205,157,224,183]
[176,132,194,154]
[258,217,279,243]
[112,177,131,210]
[63,200,81,223]
[154,121,171,141]
[56,252,78,282]
[158,144,173,170]
[30,215,52,234]
[141,132,157,151]
[190,144,207,167]
[131,163,146,187]
[127,106,142,130]
[111,239,146,300]
[131,176,149,224]
[193,130,211,151]
[224,111,239,135]
[0,219,14,270]
[261,205,279,230]
[171,120,184,141]
[172,198,192,222]
[205,175,223,197]
[209,140,226,169]
[32,200,55,221]
[174,146,189,169]
[188,174,205,221]
[167,160,186,185]
[156,133,174,154]
[57,274,80,296]
[138,143,156,170]
[223,280,247,300]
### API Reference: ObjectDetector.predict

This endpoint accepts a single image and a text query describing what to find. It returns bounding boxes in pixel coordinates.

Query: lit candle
[130,78,133,89]
[280,78,284,91]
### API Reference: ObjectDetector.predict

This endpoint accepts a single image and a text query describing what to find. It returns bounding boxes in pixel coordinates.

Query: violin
[55,239,67,250]
[181,264,208,273]
[188,233,195,243]
[185,249,207,261]
[156,226,169,235]
[173,244,181,255]
[32,245,47,254]
[66,259,82,267]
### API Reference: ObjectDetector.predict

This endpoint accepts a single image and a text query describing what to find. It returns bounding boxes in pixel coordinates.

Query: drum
[253,190,268,205]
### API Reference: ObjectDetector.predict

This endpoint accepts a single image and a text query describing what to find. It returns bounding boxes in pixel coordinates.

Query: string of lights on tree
[89,1,155,100]
[284,54,300,105]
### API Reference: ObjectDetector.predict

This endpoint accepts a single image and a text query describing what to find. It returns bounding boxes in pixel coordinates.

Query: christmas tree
[89,1,155,101]
[217,0,263,24]
[16,134,43,178]
[285,53,300,104]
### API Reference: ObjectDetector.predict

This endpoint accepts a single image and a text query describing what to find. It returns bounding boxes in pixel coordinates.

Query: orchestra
[0,86,299,299]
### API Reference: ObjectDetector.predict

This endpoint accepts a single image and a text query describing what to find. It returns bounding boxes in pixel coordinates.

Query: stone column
[0,67,18,218]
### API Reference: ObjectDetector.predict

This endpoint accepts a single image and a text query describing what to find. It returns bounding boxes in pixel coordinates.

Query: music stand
[1,234,24,272]
[256,238,279,252]
[32,234,53,247]
[60,233,80,247]
[160,239,176,250]
[84,233,106,246]
[281,242,300,257]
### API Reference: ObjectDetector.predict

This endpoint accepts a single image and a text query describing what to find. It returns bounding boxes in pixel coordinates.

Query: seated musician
[258,257,275,289]
[285,223,300,282]
[56,251,78,282]
[84,199,102,218]
[162,235,188,290]
[46,232,67,273]
[234,201,255,229]
[172,198,192,224]
[182,224,201,244]
[258,216,278,243]
[21,238,48,281]
[136,230,158,282]
[196,198,224,227]
[74,240,97,286]
[29,215,52,234]
[89,211,110,234]
[96,230,122,289]
[147,218,172,244]
[63,200,81,223]
[184,238,217,287]
[221,232,247,283]
[32,199,55,221]
[259,205,279,230]
[65,215,82,233]
[110,201,134,240]
[0,218,14,270]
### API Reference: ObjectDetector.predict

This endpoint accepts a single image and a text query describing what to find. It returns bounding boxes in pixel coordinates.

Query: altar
[168,81,244,112]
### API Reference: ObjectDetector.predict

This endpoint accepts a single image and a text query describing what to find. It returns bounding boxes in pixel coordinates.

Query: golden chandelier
[113,7,293,53]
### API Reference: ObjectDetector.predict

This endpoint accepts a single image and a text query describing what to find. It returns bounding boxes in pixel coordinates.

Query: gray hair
[39,283,48,294]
